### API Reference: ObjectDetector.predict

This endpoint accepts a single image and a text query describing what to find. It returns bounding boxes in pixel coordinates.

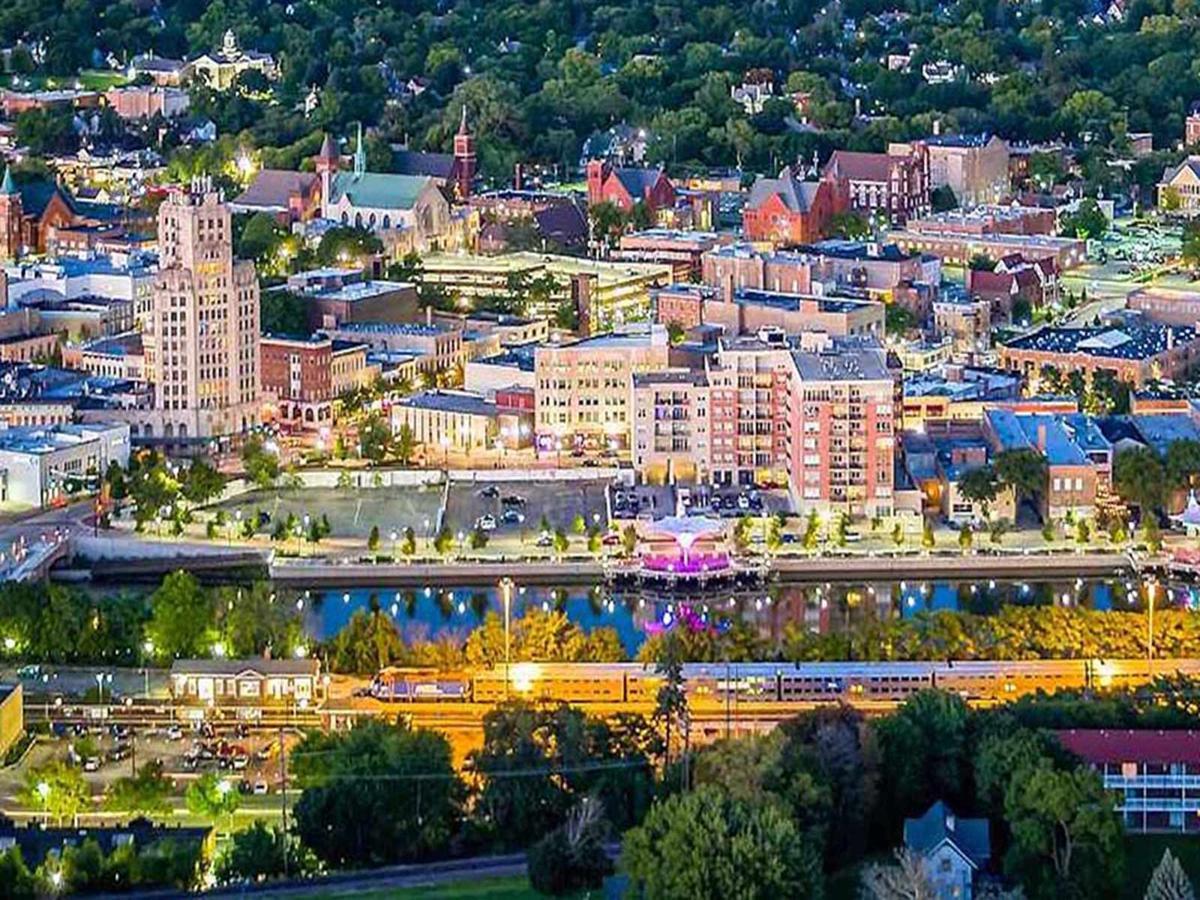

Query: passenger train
[368,658,1199,706]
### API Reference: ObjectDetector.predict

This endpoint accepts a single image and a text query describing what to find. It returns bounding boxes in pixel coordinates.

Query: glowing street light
[499,578,515,698]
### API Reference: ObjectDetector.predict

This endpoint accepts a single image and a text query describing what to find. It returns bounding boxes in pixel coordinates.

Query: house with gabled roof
[742,166,845,245]
[903,801,991,899]
[169,658,324,709]
[585,159,676,215]
[1158,156,1200,215]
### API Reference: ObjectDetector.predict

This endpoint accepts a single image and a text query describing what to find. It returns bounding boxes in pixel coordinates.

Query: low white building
[0,422,130,508]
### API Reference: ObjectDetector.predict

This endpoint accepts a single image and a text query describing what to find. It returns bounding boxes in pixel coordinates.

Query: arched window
[382,215,391,229]
[369,213,377,227]
[341,212,349,225]
[163,423,174,438]
[178,423,188,439]
[355,212,363,228]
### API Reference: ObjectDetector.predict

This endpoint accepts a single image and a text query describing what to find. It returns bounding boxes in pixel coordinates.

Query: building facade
[141,181,261,440]
[534,325,671,452]
[1057,730,1200,834]
[823,147,930,224]
[742,168,843,245]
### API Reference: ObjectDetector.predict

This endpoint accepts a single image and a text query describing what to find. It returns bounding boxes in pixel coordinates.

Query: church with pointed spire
[392,105,477,200]
[0,163,105,261]
[315,124,451,249]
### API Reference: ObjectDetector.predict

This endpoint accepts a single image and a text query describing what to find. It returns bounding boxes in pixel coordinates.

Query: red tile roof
[1056,730,1200,765]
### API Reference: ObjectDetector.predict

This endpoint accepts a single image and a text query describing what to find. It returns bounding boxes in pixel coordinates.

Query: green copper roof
[329,172,431,210]
[0,166,16,196]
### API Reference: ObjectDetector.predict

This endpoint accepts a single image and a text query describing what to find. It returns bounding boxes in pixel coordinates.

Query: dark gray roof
[747,168,822,213]
[1003,324,1198,362]
[233,169,318,209]
[393,149,456,180]
[904,801,990,869]
[169,659,318,676]
[613,167,665,199]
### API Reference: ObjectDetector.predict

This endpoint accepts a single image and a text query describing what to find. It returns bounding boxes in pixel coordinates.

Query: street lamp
[1147,577,1158,677]
[390,529,398,560]
[440,435,450,469]
[95,672,111,707]
[499,578,514,698]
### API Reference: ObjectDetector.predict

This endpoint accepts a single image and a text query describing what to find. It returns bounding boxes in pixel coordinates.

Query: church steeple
[453,106,476,200]
[0,165,23,261]
[353,123,366,180]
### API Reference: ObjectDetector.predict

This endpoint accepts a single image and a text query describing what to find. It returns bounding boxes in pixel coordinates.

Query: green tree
[959,465,999,519]
[621,785,824,900]
[401,526,417,559]
[1166,439,1200,491]
[214,820,297,885]
[146,571,218,660]
[922,520,935,550]
[1005,765,1123,899]
[527,797,613,896]
[959,523,973,551]
[292,719,462,868]
[1060,198,1109,239]
[0,846,34,898]
[185,773,241,828]
[1114,447,1166,514]
[395,423,417,466]
[218,582,302,658]
[359,411,394,464]
[241,436,280,489]
[103,761,172,817]
[21,761,90,826]
[875,691,970,816]
[996,449,1048,510]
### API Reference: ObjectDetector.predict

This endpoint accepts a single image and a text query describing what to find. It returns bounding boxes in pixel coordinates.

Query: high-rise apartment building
[534,324,670,452]
[627,330,898,518]
[143,179,260,440]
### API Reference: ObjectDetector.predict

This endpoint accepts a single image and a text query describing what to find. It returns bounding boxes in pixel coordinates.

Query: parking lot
[444,478,611,542]
[211,485,445,541]
[0,721,296,808]
[610,484,793,520]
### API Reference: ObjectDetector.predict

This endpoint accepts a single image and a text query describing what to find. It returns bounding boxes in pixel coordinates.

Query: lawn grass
[4,69,129,91]
[1122,834,1200,899]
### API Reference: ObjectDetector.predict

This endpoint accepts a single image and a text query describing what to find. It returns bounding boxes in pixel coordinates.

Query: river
[276,574,1185,654]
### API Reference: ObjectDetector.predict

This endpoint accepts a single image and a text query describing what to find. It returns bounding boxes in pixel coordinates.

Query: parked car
[478,485,500,499]
[501,509,525,525]
[475,514,497,531]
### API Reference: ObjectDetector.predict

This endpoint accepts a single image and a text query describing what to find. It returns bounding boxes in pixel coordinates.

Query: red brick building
[742,168,844,245]
[260,334,335,430]
[585,160,676,214]
[966,255,1059,320]
[823,147,929,224]
[0,167,86,260]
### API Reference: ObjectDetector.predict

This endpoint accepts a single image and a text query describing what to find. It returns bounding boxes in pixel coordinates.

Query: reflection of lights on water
[970,585,978,594]
[900,581,907,591]
[390,603,399,616]
[519,586,527,596]
[542,601,550,612]
[906,597,916,608]
[457,602,466,614]
[755,599,762,611]
[424,587,432,598]
[662,611,673,626]
[988,580,996,590]
[820,599,828,610]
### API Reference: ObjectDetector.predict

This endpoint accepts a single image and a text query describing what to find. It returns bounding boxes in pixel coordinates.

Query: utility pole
[278,727,289,878]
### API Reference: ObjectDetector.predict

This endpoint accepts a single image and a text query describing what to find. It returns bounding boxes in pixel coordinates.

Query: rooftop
[1003,324,1198,361]
[169,659,318,676]
[1057,730,1200,765]
[792,346,892,382]
[0,422,127,457]
[397,389,501,417]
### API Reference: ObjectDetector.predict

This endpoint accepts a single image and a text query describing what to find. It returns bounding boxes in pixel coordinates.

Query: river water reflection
[289,576,1198,655]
